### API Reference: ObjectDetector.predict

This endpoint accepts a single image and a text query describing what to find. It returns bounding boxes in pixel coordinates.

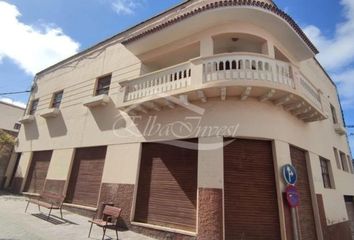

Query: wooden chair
[88,206,122,240]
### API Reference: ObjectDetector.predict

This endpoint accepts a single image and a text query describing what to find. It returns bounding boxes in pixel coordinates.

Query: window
[95,75,111,96]
[340,151,349,172]
[51,91,64,109]
[330,104,338,124]
[347,155,353,173]
[320,157,334,189]
[13,123,21,130]
[29,99,39,115]
[333,148,341,169]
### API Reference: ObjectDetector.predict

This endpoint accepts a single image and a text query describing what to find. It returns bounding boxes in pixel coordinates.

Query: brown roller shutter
[290,146,317,240]
[345,196,354,237]
[224,139,281,240]
[134,139,198,232]
[24,151,52,194]
[67,146,107,207]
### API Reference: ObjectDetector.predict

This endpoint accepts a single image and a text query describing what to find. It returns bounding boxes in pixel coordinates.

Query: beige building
[0,101,24,188]
[7,0,354,239]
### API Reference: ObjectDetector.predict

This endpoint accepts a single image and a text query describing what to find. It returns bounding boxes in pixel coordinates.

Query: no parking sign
[285,185,300,208]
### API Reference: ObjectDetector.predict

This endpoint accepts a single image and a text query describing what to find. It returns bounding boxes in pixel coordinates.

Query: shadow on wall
[46,113,68,138]
[89,101,126,131]
[24,119,39,140]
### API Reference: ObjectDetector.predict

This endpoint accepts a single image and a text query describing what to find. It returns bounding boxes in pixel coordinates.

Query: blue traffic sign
[282,164,297,185]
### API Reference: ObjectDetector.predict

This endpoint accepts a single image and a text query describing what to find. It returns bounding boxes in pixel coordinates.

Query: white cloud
[303,0,354,111]
[111,0,143,15]
[331,69,354,108]
[0,97,26,108]
[0,1,80,75]
[303,0,354,71]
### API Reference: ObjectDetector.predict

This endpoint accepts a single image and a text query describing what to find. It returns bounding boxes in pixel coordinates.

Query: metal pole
[291,207,299,240]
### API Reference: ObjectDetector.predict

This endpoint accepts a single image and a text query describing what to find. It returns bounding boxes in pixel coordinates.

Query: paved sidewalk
[0,192,154,240]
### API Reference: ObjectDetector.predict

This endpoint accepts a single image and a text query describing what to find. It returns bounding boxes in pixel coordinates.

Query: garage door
[66,146,107,207]
[224,139,281,240]
[290,146,317,240]
[345,196,354,236]
[24,151,52,194]
[134,139,198,232]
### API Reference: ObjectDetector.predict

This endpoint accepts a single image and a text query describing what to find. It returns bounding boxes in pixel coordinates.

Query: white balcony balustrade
[124,62,192,102]
[118,53,326,122]
[202,54,294,89]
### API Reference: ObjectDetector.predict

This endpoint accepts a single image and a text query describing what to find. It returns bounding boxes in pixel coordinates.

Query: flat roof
[0,101,26,110]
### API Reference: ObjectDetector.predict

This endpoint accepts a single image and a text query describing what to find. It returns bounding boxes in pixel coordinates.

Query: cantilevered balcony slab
[334,124,347,135]
[83,95,111,108]
[117,53,327,123]
[40,108,60,119]
[19,115,35,124]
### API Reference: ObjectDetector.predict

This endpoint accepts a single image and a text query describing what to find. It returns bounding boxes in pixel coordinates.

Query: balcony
[118,53,327,122]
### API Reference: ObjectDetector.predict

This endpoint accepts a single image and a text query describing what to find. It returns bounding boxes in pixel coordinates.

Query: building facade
[0,101,24,189]
[8,0,354,239]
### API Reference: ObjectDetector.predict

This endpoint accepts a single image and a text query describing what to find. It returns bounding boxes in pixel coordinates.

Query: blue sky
[0,0,353,152]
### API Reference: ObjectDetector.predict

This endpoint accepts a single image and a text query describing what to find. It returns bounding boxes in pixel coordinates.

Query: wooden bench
[25,192,65,220]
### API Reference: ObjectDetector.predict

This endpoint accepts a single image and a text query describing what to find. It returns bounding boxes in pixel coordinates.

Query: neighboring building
[7,0,354,239]
[0,101,24,188]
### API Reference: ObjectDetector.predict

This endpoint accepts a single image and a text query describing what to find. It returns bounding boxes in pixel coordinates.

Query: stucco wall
[101,143,141,184]
[46,148,74,180]
[0,102,24,132]
[14,17,353,230]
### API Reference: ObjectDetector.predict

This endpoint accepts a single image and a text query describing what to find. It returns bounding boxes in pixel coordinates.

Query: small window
[51,91,64,109]
[29,99,39,115]
[330,104,338,124]
[320,157,334,189]
[95,75,111,96]
[340,151,349,172]
[347,155,353,173]
[14,123,21,130]
[333,147,341,169]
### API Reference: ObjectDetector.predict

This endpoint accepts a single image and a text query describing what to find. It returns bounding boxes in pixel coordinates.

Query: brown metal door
[134,139,198,232]
[345,196,354,237]
[67,146,107,207]
[290,146,317,240]
[24,151,52,194]
[224,139,281,240]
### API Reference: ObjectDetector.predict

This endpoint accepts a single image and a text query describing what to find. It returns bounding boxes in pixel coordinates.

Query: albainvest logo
[112,93,240,150]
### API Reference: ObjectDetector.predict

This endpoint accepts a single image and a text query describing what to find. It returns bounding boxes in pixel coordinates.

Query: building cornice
[0,101,26,110]
[121,0,318,55]
[36,0,318,77]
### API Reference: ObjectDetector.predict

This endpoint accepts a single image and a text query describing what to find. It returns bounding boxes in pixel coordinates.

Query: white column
[272,140,292,240]
[200,36,214,57]
[306,152,324,240]
[198,136,223,189]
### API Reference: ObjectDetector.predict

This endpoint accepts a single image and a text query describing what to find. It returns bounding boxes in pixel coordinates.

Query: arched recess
[212,33,268,55]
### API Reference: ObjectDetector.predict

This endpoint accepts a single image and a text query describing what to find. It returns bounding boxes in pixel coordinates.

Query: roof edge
[36,0,193,77]
[36,0,318,77]
[0,101,26,110]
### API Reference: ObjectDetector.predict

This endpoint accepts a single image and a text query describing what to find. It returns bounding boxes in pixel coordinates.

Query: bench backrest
[103,206,122,223]
[40,192,65,206]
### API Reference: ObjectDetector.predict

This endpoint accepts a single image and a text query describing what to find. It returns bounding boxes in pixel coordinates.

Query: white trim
[130,143,142,222]
[131,221,197,237]
[62,203,97,212]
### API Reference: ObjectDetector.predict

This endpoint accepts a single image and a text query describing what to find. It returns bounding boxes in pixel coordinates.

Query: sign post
[282,164,300,240]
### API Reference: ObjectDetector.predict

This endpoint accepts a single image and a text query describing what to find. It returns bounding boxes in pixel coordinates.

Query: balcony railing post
[271,60,277,83]
[191,59,204,86]
[291,67,301,91]
[117,85,127,105]
[317,89,326,115]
